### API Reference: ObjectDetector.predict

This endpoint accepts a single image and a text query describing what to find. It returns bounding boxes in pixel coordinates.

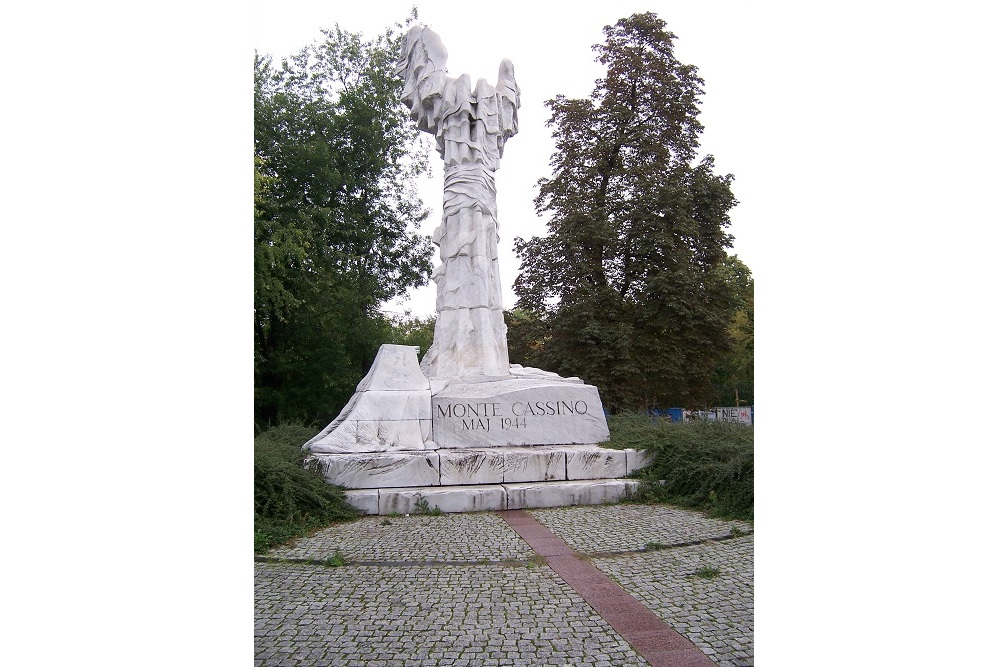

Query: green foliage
[692,566,721,579]
[254,15,435,427]
[324,551,348,567]
[254,424,358,553]
[384,314,436,358]
[710,255,754,405]
[510,13,741,412]
[608,414,753,521]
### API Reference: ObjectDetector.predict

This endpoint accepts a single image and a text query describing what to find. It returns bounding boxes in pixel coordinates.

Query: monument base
[302,345,653,514]
[341,478,642,515]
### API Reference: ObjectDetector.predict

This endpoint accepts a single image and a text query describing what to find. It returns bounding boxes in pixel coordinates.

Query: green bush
[254,424,358,553]
[608,414,753,521]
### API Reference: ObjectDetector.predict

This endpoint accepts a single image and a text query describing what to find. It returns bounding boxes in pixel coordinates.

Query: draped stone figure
[396,25,521,379]
[301,26,623,513]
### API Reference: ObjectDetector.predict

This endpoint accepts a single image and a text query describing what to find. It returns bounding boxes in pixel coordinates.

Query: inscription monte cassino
[435,399,591,432]
[435,400,589,419]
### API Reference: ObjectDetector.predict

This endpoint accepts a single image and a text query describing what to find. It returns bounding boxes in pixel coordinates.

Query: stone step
[344,478,641,515]
[306,445,654,489]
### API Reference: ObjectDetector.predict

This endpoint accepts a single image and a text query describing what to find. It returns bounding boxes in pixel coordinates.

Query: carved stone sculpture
[298,26,637,515]
[396,25,521,379]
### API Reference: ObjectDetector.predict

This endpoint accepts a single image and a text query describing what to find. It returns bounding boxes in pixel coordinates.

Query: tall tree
[710,254,754,406]
[255,18,434,427]
[511,12,740,412]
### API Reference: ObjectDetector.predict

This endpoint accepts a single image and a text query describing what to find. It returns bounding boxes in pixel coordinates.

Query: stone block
[439,449,506,485]
[503,479,627,510]
[625,448,655,475]
[343,489,380,515]
[432,378,610,448]
[565,446,627,480]
[305,451,440,489]
[378,485,507,515]
[501,446,566,483]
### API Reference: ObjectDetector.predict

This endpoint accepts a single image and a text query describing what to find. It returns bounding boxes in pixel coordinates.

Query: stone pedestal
[301,345,653,514]
[297,27,653,514]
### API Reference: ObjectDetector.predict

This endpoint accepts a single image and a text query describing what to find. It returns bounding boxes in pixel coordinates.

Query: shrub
[254,424,358,552]
[609,414,753,521]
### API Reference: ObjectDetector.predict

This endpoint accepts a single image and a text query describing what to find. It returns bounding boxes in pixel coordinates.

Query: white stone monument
[302,26,651,514]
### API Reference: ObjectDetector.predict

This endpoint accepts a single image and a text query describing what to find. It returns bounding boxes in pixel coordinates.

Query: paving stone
[528,503,753,553]
[594,533,754,667]
[257,503,753,666]
[255,562,647,666]
[265,511,533,562]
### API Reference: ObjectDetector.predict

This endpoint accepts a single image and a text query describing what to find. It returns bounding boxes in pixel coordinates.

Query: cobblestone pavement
[596,535,754,667]
[528,504,753,554]
[255,562,646,666]
[256,503,753,666]
[266,511,534,562]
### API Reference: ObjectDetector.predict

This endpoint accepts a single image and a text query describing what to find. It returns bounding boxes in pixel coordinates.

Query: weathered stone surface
[565,446,628,480]
[500,446,567,483]
[306,451,440,489]
[378,485,507,515]
[343,489,380,515]
[625,448,655,475]
[439,449,506,485]
[332,390,432,422]
[305,418,433,453]
[432,378,610,448]
[304,345,433,454]
[505,479,628,510]
[397,26,519,379]
[354,344,430,392]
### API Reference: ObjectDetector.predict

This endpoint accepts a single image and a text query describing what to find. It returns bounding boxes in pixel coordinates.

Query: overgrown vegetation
[254,425,358,553]
[608,414,753,521]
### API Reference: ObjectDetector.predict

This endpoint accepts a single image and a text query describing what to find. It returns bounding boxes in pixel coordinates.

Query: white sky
[255,0,780,317]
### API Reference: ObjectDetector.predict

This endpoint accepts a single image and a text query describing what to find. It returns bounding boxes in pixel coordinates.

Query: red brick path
[498,509,717,667]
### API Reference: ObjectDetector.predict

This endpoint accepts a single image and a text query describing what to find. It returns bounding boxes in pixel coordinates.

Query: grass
[692,566,721,579]
[323,550,348,567]
[254,424,358,553]
[607,414,753,522]
[413,494,443,516]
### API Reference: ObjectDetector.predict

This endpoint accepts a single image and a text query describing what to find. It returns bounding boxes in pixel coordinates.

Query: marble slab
[432,378,610,448]
[354,344,430,392]
[439,449,506,485]
[500,446,567,483]
[378,485,507,515]
[565,446,627,480]
[343,489,380,515]
[304,345,433,454]
[305,418,432,453]
[504,479,629,510]
[305,451,440,489]
[625,448,656,475]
